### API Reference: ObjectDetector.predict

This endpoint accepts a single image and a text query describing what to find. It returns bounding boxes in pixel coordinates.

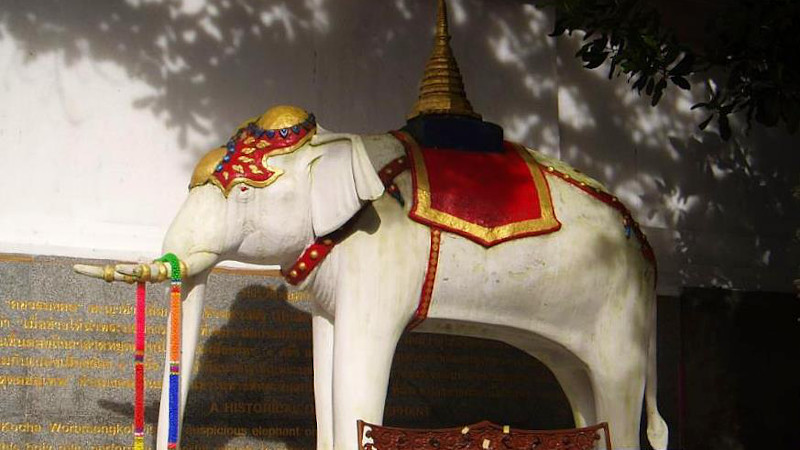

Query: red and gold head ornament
[190,105,317,196]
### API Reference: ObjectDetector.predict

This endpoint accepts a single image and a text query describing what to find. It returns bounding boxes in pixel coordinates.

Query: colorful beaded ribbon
[133,254,182,448]
[134,281,146,450]
[156,253,183,449]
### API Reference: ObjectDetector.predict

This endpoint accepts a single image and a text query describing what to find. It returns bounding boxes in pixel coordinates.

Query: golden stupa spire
[408,0,480,119]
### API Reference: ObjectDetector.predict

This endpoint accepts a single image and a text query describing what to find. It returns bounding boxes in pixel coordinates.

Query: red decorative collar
[283,155,409,286]
[282,238,337,286]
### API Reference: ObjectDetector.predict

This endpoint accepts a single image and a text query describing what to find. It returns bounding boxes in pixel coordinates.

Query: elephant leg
[644,304,668,450]
[589,352,647,450]
[156,271,210,449]
[331,289,408,449]
[312,306,335,450]
[547,366,596,428]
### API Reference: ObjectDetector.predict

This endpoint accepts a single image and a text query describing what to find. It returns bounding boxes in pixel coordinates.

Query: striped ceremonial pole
[157,253,183,449]
[133,281,146,450]
[130,254,183,448]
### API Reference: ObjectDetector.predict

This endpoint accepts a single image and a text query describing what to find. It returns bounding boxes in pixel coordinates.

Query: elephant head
[177,104,384,274]
[77,105,384,283]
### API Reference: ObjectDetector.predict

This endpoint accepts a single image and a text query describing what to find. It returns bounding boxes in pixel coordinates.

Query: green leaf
[651,78,667,106]
[651,87,664,106]
[633,75,648,92]
[552,0,800,136]
[583,51,608,69]
[669,53,695,76]
[608,56,619,79]
[698,115,714,130]
[671,76,691,90]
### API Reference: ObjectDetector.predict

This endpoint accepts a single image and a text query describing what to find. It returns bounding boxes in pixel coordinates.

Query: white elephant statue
[76,104,667,450]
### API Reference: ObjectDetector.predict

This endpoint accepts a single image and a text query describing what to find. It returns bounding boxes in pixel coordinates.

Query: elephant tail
[645,295,668,450]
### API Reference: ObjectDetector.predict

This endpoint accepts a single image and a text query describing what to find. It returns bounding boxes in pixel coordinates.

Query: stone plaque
[0,254,570,449]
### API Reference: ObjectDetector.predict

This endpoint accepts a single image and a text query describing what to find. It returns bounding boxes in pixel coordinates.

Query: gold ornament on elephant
[126,260,187,283]
[408,0,480,119]
[190,105,317,195]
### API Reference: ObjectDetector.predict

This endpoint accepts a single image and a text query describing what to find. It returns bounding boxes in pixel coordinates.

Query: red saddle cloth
[393,132,561,247]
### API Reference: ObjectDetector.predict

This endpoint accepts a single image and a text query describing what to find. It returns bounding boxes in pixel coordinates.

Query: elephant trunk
[74,184,228,284]
[159,183,227,278]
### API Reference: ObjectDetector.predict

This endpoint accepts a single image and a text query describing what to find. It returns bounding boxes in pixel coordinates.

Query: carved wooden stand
[358,420,612,450]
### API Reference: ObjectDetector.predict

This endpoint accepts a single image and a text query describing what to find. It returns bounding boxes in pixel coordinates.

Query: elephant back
[385,131,655,265]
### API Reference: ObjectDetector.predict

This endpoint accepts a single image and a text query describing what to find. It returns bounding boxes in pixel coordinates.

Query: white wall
[0,0,796,294]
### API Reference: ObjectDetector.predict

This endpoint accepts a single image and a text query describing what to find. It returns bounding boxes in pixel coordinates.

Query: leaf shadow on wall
[1,0,796,289]
[0,0,561,166]
[0,0,330,150]
[543,32,799,293]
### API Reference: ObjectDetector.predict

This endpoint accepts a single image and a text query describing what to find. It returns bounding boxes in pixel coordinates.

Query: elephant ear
[309,132,384,236]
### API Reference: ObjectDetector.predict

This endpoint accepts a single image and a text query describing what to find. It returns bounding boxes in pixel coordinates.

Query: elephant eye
[235,184,254,203]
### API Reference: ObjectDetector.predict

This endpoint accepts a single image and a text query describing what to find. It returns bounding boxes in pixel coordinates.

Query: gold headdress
[190,105,316,196]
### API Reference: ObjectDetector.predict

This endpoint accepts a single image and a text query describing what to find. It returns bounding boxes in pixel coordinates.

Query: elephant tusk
[73,264,106,280]
[73,263,138,284]
[74,260,189,284]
